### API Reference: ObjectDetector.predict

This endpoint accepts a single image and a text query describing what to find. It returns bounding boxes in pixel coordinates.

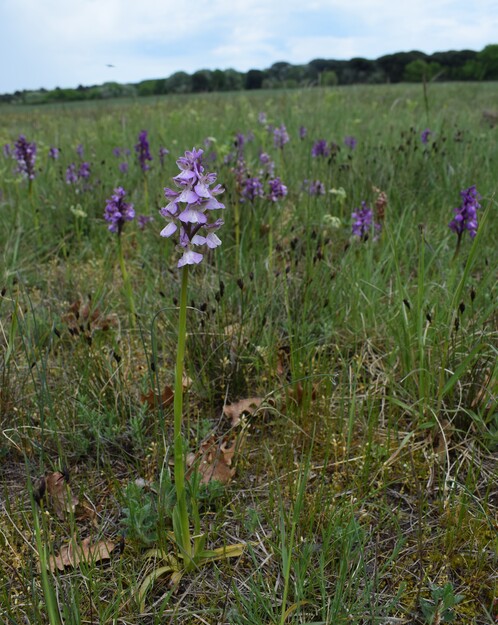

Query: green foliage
[420,583,464,623]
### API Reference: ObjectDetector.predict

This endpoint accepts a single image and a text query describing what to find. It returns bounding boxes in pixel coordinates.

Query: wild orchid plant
[135,129,152,207]
[103,187,136,325]
[449,185,481,257]
[139,148,243,601]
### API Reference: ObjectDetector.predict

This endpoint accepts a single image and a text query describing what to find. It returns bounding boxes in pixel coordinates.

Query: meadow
[0,82,496,624]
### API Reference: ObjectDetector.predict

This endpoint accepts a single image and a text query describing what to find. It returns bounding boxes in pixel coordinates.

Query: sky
[1,0,497,93]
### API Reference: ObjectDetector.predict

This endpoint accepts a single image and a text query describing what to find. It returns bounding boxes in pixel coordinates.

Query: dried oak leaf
[223,397,264,427]
[141,385,174,411]
[48,537,116,572]
[34,471,79,520]
[186,435,237,485]
[141,376,191,412]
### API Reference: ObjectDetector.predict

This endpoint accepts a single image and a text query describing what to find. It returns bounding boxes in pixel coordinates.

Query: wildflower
[273,124,289,150]
[48,147,59,160]
[160,148,225,267]
[3,144,11,158]
[299,126,307,140]
[258,111,267,124]
[159,146,169,167]
[76,144,84,158]
[241,177,264,202]
[304,179,326,196]
[135,130,152,172]
[344,136,357,150]
[138,215,154,230]
[14,135,37,180]
[119,162,129,174]
[421,128,432,145]
[311,139,330,158]
[65,163,78,185]
[78,162,91,180]
[259,152,275,177]
[449,185,481,240]
[104,186,135,235]
[268,177,287,202]
[112,147,122,157]
[352,201,380,240]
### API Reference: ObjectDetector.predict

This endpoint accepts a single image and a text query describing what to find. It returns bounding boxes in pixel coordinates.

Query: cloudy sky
[1,0,497,93]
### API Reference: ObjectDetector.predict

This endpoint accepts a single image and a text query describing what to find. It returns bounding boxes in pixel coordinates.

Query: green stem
[173,265,192,561]
[117,235,136,328]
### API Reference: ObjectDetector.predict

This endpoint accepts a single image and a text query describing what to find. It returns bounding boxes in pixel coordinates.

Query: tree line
[2,45,498,105]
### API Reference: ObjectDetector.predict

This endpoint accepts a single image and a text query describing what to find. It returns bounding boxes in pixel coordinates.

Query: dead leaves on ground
[33,469,119,572]
[34,470,79,520]
[223,396,264,427]
[48,536,117,572]
[186,434,238,485]
[140,376,192,412]
[61,298,117,337]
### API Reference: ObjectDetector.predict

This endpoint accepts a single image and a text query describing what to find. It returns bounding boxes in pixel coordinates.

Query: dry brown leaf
[61,299,117,336]
[35,471,79,520]
[48,537,116,572]
[75,500,98,527]
[141,385,174,411]
[223,397,264,427]
[186,435,238,485]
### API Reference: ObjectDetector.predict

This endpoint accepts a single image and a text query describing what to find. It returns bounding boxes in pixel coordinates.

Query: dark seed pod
[237,278,244,290]
[403,299,411,310]
[459,302,465,314]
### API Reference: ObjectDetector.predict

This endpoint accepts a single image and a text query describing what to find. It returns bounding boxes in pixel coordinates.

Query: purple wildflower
[449,185,481,240]
[119,162,129,174]
[311,139,330,158]
[66,163,78,185]
[104,186,135,235]
[14,135,37,180]
[160,148,225,267]
[159,146,169,167]
[421,128,432,145]
[135,130,152,172]
[352,201,381,240]
[112,147,122,157]
[273,124,290,150]
[299,126,308,140]
[258,112,267,124]
[241,177,264,203]
[259,152,275,177]
[48,147,59,160]
[344,136,357,150]
[76,144,84,158]
[78,162,91,180]
[138,215,154,230]
[268,177,288,202]
[3,144,11,158]
[304,180,326,196]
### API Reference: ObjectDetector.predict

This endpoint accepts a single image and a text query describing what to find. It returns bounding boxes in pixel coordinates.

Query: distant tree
[192,70,213,92]
[320,70,338,86]
[403,59,442,82]
[246,69,266,90]
[166,71,192,94]
[377,51,427,82]
[223,69,243,91]
[211,69,226,91]
[477,44,498,79]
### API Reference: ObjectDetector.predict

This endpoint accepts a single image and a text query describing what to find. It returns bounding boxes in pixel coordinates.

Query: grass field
[0,83,496,624]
